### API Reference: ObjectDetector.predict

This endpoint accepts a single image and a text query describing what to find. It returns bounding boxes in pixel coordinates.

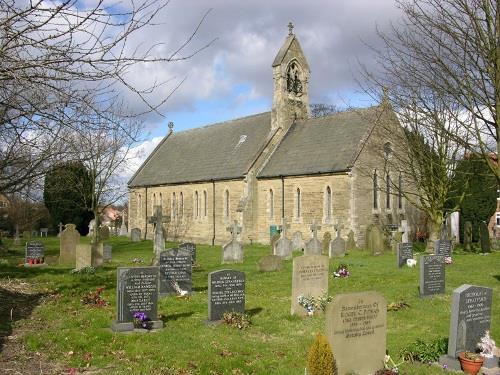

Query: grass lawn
[0,236,499,374]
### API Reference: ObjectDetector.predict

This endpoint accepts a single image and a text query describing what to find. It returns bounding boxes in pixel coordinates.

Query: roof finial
[288,21,294,36]
[168,121,174,134]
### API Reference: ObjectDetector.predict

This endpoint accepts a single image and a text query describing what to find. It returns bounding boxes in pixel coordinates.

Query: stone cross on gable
[280,217,290,238]
[310,219,321,239]
[288,21,294,35]
[226,220,242,241]
[334,221,344,238]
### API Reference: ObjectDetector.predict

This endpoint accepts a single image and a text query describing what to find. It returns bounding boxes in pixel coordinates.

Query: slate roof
[257,107,380,178]
[128,112,273,187]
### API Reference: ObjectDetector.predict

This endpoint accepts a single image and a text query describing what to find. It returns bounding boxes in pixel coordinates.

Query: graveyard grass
[0,238,499,375]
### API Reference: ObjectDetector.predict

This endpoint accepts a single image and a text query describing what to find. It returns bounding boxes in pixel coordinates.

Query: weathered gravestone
[273,218,292,259]
[99,225,110,241]
[464,221,472,252]
[291,231,304,251]
[22,231,31,240]
[91,242,104,267]
[179,242,196,263]
[326,291,387,375]
[397,242,413,268]
[329,224,346,258]
[208,269,245,321]
[256,254,283,272]
[222,221,243,264]
[75,244,92,269]
[112,266,163,332]
[149,206,168,257]
[479,221,491,253]
[322,231,332,255]
[119,211,128,236]
[130,228,141,242]
[59,224,80,264]
[420,255,445,297]
[25,241,45,265]
[291,255,329,316]
[366,225,385,255]
[159,248,192,297]
[304,220,322,256]
[399,220,410,243]
[346,230,357,251]
[103,244,112,262]
[434,239,452,257]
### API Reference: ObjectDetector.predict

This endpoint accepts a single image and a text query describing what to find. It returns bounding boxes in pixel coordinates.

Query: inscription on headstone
[420,255,445,296]
[25,241,44,263]
[434,239,452,257]
[159,248,192,296]
[179,242,196,263]
[397,242,413,267]
[208,270,245,321]
[326,291,387,375]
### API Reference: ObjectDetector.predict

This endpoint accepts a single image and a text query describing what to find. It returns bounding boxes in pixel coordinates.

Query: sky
[120,0,404,174]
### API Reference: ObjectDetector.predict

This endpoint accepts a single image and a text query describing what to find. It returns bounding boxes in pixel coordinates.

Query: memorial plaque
[159,248,192,296]
[435,239,452,257]
[420,255,445,296]
[397,242,413,267]
[179,242,196,263]
[112,266,162,332]
[103,244,112,262]
[326,291,387,375]
[447,284,493,358]
[208,270,245,321]
[25,241,44,262]
[291,255,329,316]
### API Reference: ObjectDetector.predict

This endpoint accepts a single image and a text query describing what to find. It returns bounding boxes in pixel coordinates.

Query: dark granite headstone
[112,266,163,332]
[419,255,445,297]
[179,242,196,263]
[434,239,452,257]
[208,269,245,321]
[159,248,192,297]
[397,242,413,267]
[25,241,44,262]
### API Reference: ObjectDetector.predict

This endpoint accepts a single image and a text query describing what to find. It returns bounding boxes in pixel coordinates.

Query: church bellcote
[271,22,310,131]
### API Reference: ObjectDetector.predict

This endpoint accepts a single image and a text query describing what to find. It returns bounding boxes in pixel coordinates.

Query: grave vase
[458,352,484,375]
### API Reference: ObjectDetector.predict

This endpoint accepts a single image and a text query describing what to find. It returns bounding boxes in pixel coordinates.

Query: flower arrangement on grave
[81,287,108,307]
[333,263,350,278]
[298,291,333,316]
[132,258,143,264]
[477,330,496,358]
[222,311,251,329]
[387,301,410,312]
[444,256,452,265]
[133,311,153,330]
[381,353,404,374]
[170,280,189,298]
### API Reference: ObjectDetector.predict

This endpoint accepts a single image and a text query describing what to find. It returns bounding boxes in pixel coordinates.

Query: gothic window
[386,173,391,209]
[195,191,199,218]
[269,189,274,219]
[137,194,142,219]
[373,170,378,209]
[286,61,303,95]
[152,193,156,210]
[224,190,230,218]
[180,192,184,218]
[204,190,208,217]
[398,173,403,210]
[325,186,332,221]
[296,188,301,218]
[172,192,176,218]
[159,193,163,210]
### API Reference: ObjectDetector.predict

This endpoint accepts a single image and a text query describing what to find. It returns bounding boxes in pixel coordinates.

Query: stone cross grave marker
[130,228,141,242]
[25,241,45,265]
[159,247,192,297]
[208,269,245,321]
[291,231,304,251]
[119,210,128,236]
[273,217,292,259]
[291,255,329,316]
[434,239,452,257]
[257,254,283,272]
[397,242,413,267]
[399,220,410,243]
[222,220,243,264]
[326,291,387,375]
[76,244,92,269]
[148,206,169,255]
[329,222,346,258]
[179,242,196,263]
[112,266,163,332]
[420,255,445,297]
[304,220,322,255]
[103,244,112,262]
[59,224,80,265]
[58,222,63,237]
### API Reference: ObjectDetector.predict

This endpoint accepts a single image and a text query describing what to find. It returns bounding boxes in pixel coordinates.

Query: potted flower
[458,351,484,375]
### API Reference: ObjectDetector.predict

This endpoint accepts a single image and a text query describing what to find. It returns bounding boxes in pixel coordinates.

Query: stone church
[128,25,412,246]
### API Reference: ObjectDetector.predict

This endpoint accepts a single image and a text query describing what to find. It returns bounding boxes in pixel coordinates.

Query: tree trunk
[426,217,442,253]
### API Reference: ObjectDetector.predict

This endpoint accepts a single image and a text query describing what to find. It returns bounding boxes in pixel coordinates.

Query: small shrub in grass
[222,311,251,329]
[400,337,447,363]
[307,333,337,375]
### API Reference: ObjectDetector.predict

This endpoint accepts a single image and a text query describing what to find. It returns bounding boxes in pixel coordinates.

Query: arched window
[398,173,403,210]
[296,188,301,218]
[137,194,142,219]
[386,173,391,209]
[325,186,332,221]
[180,192,184,218]
[172,192,176,218]
[159,193,163,210]
[373,170,378,209]
[195,191,199,218]
[224,190,229,218]
[152,193,156,210]
[269,189,274,219]
[203,191,208,217]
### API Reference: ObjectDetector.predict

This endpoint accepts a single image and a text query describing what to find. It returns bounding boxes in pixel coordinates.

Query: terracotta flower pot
[458,352,484,375]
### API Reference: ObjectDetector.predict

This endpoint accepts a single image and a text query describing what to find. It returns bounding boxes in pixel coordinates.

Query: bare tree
[0,0,212,193]
[310,103,340,118]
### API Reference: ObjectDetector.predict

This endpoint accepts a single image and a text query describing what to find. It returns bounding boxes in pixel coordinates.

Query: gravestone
[322,232,332,255]
[448,211,460,243]
[273,218,292,259]
[291,255,329,316]
[99,225,110,241]
[399,220,410,243]
[103,244,112,262]
[88,219,95,237]
[291,231,304,251]
[159,248,192,297]
[222,221,243,264]
[130,228,141,242]
[208,269,245,321]
[304,220,322,255]
[119,211,128,236]
[479,221,491,253]
[397,242,413,267]
[148,206,169,256]
[25,241,44,264]
[13,226,20,245]
[346,230,357,251]
[91,242,104,267]
[57,222,63,237]
[366,225,384,255]
[59,224,80,264]
[75,244,92,269]
[326,291,387,375]
[434,239,452,257]
[329,224,346,258]
[420,255,445,297]
[39,228,48,237]
[464,221,472,251]
[112,266,163,332]
[179,242,196,263]
[256,254,283,272]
